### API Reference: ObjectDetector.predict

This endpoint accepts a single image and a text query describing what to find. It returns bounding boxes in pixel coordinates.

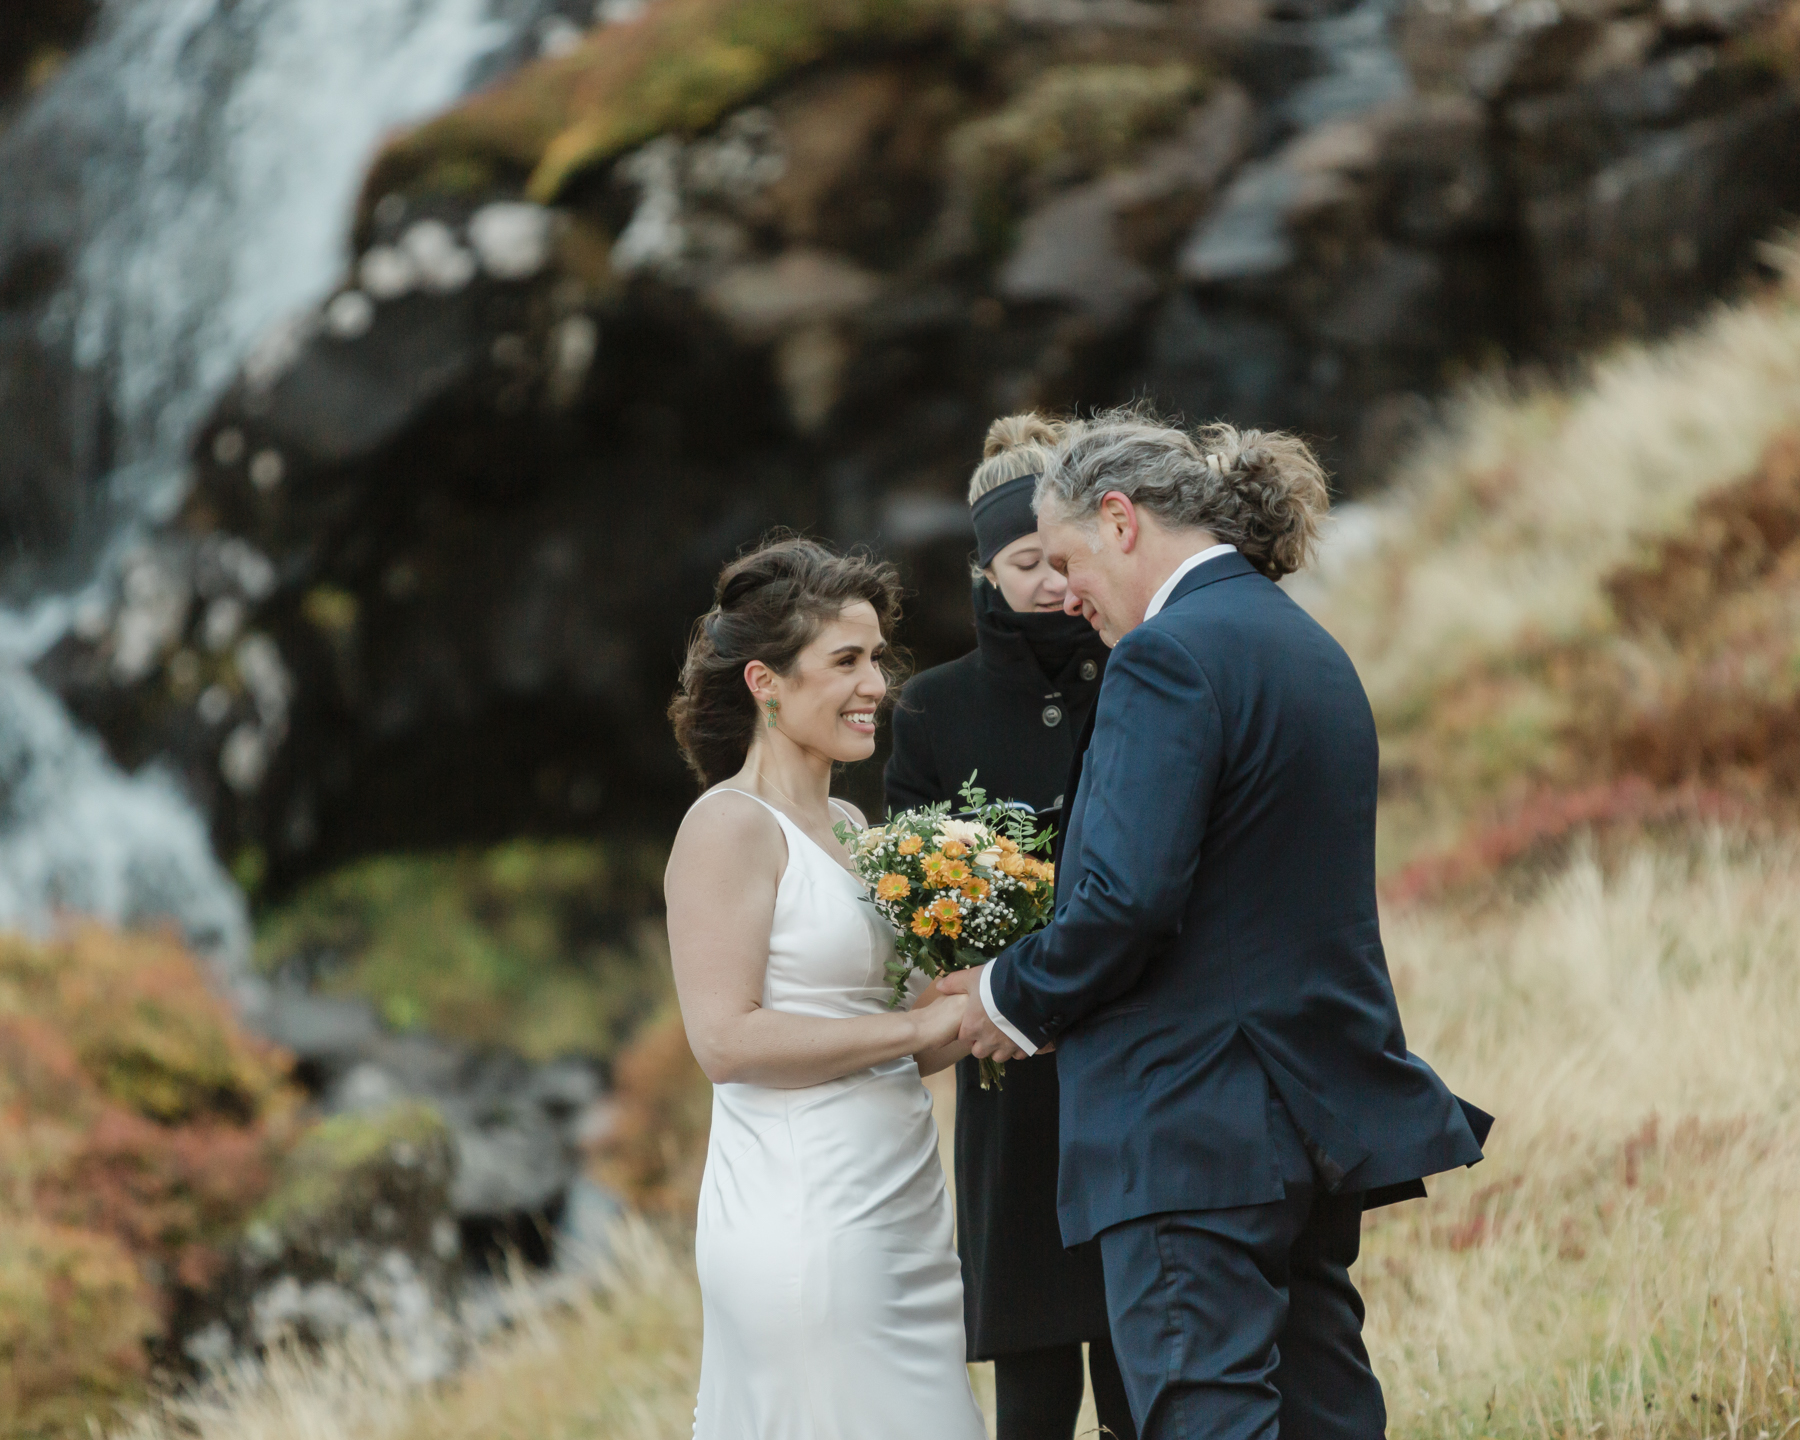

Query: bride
[664,536,986,1439]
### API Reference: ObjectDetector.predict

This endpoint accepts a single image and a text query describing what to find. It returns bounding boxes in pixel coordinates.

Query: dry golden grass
[105,837,1800,1440]
[1309,241,1800,726]
[1366,836,1800,1439]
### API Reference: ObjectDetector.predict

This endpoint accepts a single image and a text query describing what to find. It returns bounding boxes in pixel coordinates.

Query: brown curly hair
[669,536,906,788]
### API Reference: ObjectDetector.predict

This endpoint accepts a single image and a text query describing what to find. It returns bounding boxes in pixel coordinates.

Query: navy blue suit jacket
[988,552,1488,1246]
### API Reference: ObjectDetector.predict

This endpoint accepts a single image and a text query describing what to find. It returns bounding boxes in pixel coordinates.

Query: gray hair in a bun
[1035,405,1329,580]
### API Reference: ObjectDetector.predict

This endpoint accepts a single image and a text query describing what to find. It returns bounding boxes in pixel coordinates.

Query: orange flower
[920,852,951,887]
[928,897,961,923]
[939,838,968,859]
[939,913,963,938]
[959,876,990,901]
[909,910,937,937]
[876,874,911,901]
[943,860,970,886]
[1022,879,1038,893]
[996,852,1028,877]
[898,835,924,856]
[997,836,1020,854]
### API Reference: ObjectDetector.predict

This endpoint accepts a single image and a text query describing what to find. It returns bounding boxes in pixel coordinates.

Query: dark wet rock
[8,0,1800,876]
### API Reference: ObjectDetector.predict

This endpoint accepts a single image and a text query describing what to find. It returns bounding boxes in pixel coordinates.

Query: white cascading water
[0,0,555,977]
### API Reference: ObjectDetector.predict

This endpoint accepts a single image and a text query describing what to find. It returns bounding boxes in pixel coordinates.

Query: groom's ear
[1098,490,1139,553]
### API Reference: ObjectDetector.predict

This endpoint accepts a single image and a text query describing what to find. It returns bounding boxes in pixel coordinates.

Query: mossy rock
[254,1102,453,1242]
[948,62,1205,251]
[0,1217,158,1438]
[255,839,671,1064]
[362,0,1004,207]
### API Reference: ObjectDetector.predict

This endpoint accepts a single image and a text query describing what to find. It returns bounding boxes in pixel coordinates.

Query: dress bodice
[696,788,916,1020]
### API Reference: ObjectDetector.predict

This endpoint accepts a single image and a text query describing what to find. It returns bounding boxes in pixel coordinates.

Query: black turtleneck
[972,580,1106,691]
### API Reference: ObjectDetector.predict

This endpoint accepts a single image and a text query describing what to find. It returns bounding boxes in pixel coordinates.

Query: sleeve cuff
[980,960,1039,1057]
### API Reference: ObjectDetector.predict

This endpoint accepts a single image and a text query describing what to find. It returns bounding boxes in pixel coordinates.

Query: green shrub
[256,839,670,1063]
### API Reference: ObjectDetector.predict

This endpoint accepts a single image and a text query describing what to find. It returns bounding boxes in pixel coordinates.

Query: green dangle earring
[765,696,780,729]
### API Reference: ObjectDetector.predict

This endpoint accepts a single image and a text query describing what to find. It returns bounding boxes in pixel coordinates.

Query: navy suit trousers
[1097,1102,1385,1440]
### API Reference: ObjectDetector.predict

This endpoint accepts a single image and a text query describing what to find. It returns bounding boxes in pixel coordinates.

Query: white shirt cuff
[979,960,1039,1057]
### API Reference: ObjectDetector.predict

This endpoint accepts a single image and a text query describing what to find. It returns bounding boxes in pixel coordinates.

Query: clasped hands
[931,967,1033,1064]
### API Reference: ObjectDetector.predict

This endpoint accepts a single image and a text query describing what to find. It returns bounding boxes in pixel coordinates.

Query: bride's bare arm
[666,794,966,1088]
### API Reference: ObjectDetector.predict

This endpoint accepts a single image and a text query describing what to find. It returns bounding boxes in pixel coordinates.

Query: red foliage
[1389,433,1800,901]
[1385,779,1748,905]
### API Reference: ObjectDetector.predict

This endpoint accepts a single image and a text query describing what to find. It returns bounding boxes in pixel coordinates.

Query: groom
[940,413,1490,1439]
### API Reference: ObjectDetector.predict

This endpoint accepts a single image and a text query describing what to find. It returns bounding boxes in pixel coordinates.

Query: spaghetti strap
[693,786,785,821]
[694,787,858,829]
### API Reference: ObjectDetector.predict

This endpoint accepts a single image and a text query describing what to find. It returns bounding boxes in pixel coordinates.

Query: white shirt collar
[1143,544,1238,622]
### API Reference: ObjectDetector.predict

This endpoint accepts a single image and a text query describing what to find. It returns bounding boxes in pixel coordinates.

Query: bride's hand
[912,991,968,1051]
[909,976,953,1010]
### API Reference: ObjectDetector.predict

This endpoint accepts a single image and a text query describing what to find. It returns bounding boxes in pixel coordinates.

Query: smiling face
[983,531,1070,613]
[744,599,889,763]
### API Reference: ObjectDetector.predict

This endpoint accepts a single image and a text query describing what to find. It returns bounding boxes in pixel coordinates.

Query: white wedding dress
[690,789,986,1440]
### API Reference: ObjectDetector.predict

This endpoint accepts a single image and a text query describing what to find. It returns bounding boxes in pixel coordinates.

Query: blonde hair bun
[968,411,1081,504]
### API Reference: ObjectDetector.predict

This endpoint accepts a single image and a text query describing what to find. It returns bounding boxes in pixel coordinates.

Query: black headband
[972,473,1041,566]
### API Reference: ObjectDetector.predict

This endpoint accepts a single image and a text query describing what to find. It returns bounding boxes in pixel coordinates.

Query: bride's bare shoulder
[668,789,785,876]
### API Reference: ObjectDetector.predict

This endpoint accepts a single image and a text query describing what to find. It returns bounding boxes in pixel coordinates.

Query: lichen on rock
[949,63,1207,253]
[361,0,1004,208]
[252,1102,452,1240]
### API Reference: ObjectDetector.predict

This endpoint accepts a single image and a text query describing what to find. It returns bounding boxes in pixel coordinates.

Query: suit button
[1079,660,1097,681]
[1041,704,1064,727]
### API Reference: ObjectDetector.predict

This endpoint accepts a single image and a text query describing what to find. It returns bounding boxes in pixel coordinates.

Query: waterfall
[0,0,560,972]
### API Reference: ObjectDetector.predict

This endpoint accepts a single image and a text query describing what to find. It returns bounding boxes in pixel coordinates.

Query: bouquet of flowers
[835,776,1057,1088]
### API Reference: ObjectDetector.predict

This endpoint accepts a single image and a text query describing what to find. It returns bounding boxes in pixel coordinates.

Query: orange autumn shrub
[591,1005,711,1220]
[0,926,299,1435]
[0,1217,158,1437]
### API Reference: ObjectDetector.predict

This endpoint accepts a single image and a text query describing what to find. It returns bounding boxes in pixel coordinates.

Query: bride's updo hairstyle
[1039,404,1329,580]
[671,535,905,787]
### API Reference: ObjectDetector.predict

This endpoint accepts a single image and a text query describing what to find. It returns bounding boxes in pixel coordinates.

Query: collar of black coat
[971,580,1109,694]
[1159,548,1261,614]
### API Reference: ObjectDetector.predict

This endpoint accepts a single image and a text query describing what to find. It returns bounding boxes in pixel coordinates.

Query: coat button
[1042,704,1064,727]
[1079,659,1098,681]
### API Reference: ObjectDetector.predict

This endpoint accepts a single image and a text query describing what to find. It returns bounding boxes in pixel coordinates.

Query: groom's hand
[938,968,1029,1063]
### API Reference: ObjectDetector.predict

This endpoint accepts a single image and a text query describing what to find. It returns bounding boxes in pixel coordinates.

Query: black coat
[884,581,1112,1360]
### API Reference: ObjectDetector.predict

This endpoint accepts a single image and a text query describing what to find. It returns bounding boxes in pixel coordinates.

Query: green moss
[362,0,1002,208]
[255,1103,450,1234]
[256,839,670,1063]
[949,62,1205,251]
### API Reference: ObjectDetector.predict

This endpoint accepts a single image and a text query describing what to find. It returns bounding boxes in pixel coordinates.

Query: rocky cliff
[9,0,1800,881]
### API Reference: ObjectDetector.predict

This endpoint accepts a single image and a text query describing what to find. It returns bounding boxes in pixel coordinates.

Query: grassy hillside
[1303,236,1800,881]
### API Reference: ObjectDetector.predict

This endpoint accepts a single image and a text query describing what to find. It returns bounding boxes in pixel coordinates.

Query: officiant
[885,414,1135,1440]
